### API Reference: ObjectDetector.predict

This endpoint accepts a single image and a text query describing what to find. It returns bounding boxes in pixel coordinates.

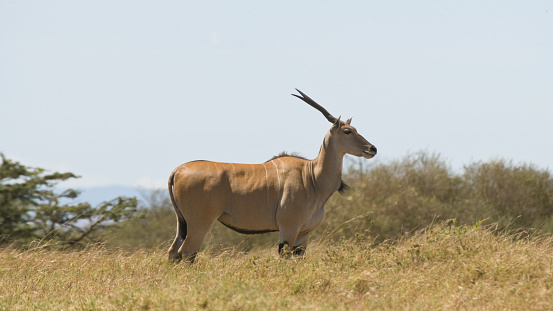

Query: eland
[168,89,377,262]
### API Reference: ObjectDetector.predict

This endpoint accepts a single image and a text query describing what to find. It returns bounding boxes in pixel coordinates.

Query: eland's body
[168,89,377,262]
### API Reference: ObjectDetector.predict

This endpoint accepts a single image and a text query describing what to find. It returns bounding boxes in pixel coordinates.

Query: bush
[0,154,138,247]
[462,160,553,230]
[320,153,553,243]
[103,189,175,250]
[318,152,462,242]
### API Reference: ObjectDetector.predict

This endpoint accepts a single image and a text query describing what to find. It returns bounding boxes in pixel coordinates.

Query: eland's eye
[343,129,352,134]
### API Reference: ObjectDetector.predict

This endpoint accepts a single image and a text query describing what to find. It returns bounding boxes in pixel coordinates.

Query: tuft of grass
[1,222,553,310]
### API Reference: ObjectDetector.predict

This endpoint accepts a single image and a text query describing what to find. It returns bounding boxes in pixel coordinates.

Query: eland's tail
[168,170,187,241]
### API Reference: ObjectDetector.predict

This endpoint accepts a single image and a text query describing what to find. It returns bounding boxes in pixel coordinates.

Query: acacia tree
[0,154,137,246]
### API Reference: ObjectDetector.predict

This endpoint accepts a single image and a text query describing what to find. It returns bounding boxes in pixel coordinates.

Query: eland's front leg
[292,231,309,256]
[278,226,301,257]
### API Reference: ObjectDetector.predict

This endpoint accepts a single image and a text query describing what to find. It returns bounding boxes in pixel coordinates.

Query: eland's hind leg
[168,216,187,262]
[177,217,217,263]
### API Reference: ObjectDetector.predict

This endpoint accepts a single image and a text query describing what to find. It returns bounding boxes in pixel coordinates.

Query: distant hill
[71,186,143,207]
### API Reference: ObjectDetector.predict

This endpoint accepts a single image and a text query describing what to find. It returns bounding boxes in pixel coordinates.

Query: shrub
[319,152,462,242]
[462,160,553,230]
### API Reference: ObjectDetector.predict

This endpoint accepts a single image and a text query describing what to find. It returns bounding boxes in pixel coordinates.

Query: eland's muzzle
[369,145,377,155]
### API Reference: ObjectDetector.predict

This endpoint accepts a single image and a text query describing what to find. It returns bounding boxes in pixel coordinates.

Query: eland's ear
[346,117,352,125]
[331,116,342,131]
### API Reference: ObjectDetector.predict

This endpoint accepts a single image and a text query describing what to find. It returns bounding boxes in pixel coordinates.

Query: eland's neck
[310,132,344,195]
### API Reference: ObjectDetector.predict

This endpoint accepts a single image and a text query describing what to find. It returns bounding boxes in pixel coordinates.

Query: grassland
[2,153,553,310]
[1,223,552,310]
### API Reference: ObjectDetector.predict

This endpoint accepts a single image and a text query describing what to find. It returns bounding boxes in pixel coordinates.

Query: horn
[292,89,337,124]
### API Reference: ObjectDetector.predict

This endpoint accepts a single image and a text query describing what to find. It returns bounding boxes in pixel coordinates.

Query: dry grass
[1,223,553,310]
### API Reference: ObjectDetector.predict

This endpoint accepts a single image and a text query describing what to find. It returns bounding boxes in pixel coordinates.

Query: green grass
[2,222,553,310]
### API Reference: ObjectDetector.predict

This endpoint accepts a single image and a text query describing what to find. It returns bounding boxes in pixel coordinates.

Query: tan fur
[168,90,376,262]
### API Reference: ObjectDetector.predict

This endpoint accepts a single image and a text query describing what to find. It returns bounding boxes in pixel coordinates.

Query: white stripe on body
[261,162,270,203]
[271,160,281,195]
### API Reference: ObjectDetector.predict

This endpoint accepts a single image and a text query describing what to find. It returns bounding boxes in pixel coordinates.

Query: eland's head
[292,89,377,159]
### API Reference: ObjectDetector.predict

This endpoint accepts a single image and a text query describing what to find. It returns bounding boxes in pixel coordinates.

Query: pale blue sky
[1,1,552,188]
